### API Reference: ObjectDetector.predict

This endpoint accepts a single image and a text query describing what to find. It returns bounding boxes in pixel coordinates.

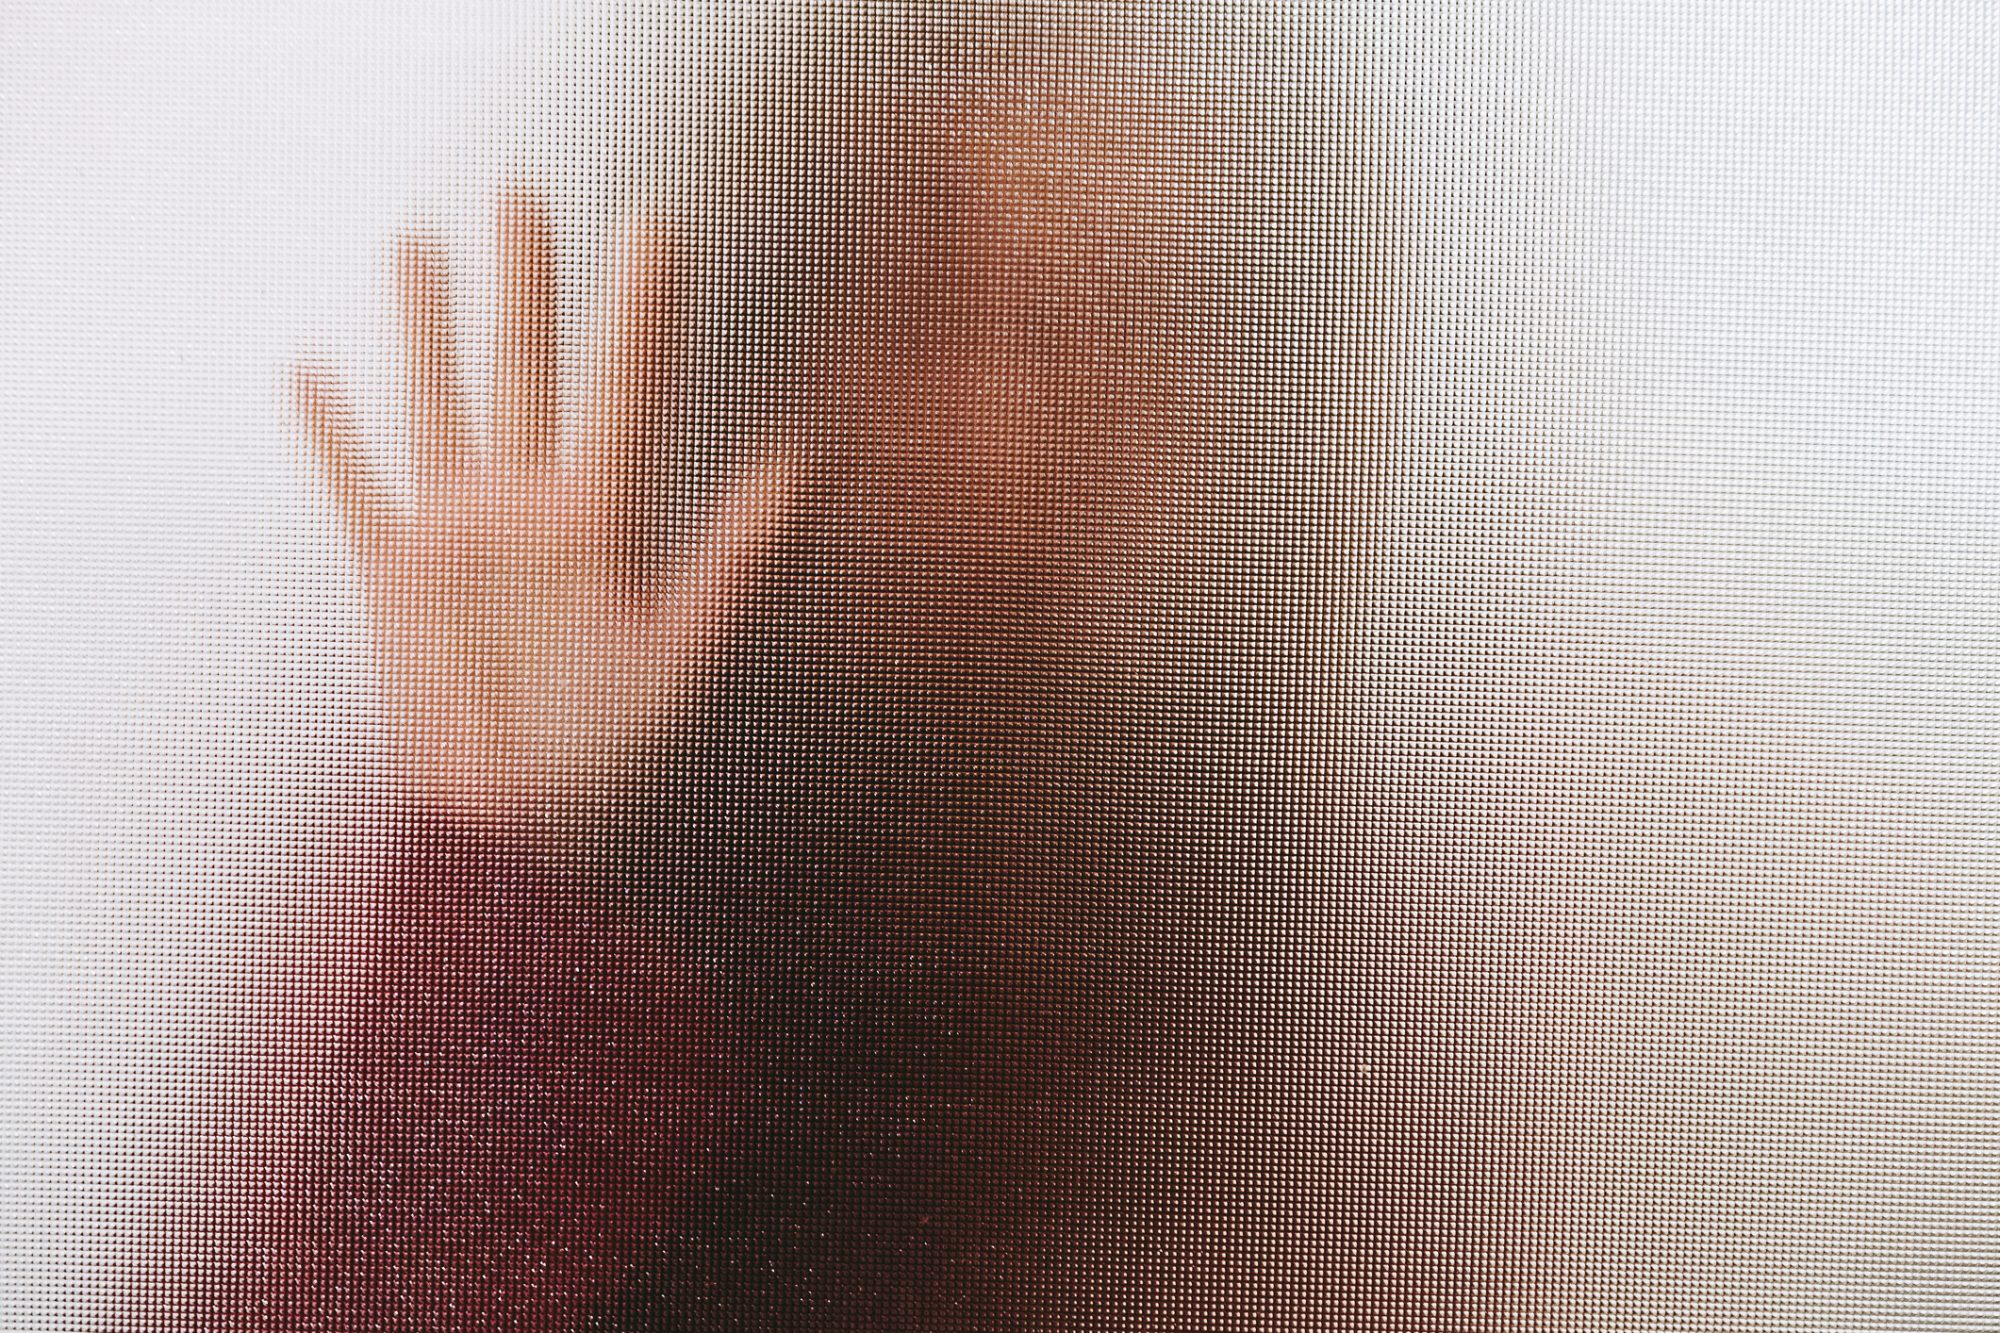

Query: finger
[653,414,800,682]
[294,366,391,549]
[495,189,555,471]
[577,209,674,551]
[397,234,469,491]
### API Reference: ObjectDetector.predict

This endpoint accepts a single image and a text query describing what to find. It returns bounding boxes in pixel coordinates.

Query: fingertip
[615,202,676,278]
[293,363,333,430]
[293,367,364,473]
[758,404,809,485]
[396,236,438,327]
[718,426,802,558]
[499,185,551,236]
[290,362,315,411]
[396,232,448,299]
[749,437,800,515]
[497,192,556,315]
[497,193,527,255]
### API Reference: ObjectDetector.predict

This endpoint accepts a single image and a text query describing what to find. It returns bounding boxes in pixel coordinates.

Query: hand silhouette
[297,192,793,824]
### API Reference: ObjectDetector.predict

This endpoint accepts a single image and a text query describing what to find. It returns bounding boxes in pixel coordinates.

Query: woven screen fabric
[5,1,1998,1330]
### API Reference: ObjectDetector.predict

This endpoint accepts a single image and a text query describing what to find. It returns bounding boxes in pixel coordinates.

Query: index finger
[398,234,470,494]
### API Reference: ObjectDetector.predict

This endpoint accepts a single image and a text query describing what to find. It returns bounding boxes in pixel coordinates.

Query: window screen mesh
[2,2,1991,1330]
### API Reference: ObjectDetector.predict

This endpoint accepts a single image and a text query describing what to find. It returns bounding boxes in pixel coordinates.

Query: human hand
[297,193,792,826]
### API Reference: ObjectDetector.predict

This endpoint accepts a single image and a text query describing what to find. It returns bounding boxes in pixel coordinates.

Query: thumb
[649,412,801,696]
